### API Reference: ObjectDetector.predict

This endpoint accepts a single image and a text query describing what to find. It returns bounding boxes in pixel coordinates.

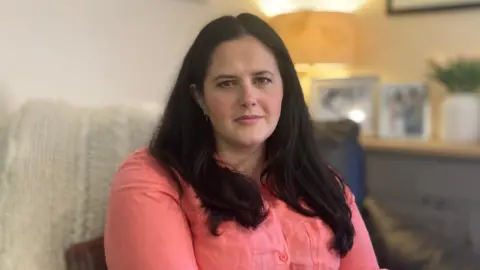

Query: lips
[235,115,263,121]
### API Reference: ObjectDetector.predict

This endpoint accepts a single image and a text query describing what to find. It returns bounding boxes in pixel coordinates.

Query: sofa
[0,100,479,270]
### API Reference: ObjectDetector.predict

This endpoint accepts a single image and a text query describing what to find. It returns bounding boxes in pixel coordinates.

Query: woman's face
[200,36,283,152]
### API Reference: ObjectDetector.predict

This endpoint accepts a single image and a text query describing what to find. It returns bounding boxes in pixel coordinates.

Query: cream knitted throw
[0,100,159,270]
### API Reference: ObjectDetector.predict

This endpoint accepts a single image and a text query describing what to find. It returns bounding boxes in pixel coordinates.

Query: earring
[196,99,209,121]
[203,111,209,121]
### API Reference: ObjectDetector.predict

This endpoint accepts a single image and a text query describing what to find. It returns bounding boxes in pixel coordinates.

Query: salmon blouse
[104,148,385,270]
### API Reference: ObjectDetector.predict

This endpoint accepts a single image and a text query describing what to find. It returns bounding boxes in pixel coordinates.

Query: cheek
[266,90,283,120]
[204,93,232,119]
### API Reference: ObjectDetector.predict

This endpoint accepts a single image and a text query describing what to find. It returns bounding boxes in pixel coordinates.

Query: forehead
[207,36,278,75]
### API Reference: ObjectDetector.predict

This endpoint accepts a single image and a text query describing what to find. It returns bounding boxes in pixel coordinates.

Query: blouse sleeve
[339,188,386,270]
[104,156,199,270]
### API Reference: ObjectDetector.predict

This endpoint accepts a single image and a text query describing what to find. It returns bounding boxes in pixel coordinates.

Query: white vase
[441,93,480,143]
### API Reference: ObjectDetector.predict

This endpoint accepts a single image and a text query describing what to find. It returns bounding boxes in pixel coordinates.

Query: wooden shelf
[361,137,480,159]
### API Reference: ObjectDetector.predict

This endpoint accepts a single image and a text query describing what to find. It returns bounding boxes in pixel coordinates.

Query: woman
[104,13,383,270]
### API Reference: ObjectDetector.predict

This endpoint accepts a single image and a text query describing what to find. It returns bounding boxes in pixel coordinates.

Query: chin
[235,136,267,149]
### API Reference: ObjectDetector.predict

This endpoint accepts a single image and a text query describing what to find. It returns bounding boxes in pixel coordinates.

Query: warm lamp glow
[348,109,366,123]
[268,11,358,65]
[257,0,296,17]
[257,0,368,16]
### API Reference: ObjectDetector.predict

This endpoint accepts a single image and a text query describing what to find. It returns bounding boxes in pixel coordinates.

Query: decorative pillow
[65,236,107,270]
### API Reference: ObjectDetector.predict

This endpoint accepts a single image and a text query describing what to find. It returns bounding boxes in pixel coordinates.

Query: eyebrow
[252,70,274,77]
[212,70,274,82]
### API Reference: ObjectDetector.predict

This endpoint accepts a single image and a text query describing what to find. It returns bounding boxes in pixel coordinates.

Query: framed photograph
[309,76,378,136]
[388,0,480,14]
[378,83,431,140]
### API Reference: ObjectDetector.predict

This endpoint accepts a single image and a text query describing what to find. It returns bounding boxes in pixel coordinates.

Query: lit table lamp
[268,10,358,65]
[268,11,359,102]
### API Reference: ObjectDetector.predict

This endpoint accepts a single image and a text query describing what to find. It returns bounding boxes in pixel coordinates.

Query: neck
[216,143,265,181]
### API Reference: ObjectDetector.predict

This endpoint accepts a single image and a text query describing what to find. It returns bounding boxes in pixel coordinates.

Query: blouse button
[278,253,288,262]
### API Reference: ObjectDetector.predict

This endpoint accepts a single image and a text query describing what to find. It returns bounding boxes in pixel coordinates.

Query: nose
[240,81,257,108]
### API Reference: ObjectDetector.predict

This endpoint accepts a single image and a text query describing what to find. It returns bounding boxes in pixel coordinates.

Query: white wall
[0,0,260,112]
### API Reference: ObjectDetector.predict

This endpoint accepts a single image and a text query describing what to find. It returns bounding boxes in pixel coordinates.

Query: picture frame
[309,76,378,136]
[387,0,480,15]
[378,83,431,140]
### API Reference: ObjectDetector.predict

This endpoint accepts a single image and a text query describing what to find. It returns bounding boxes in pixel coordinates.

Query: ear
[190,84,208,114]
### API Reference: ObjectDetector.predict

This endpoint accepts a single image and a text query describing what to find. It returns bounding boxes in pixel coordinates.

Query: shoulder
[111,147,181,202]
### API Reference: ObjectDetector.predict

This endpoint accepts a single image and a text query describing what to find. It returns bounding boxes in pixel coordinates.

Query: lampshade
[268,11,358,65]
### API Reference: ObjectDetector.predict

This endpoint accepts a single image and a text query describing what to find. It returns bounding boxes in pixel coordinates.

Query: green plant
[429,58,480,93]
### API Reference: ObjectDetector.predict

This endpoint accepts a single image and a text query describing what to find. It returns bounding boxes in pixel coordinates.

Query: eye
[253,77,272,86]
[216,80,236,89]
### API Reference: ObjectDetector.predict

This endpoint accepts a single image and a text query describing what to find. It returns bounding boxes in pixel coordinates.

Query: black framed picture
[387,0,480,15]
